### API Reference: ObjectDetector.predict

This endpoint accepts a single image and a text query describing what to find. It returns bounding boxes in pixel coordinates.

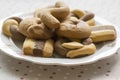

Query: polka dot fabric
[0,0,120,80]
[0,51,120,80]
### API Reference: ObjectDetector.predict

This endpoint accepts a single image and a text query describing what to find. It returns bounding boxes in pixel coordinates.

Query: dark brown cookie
[54,39,69,56]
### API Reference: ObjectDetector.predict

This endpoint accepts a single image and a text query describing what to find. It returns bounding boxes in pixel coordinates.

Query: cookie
[55,38,96,58]
[19,17,53,39]
[90,25,116,43]
[55,38,70,56]
[23,38,54,57]
[2,17,25,41]
[66,43,96,58]
[56,19,91,39]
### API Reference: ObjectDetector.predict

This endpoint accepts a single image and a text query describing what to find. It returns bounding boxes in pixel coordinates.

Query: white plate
[0,12,120,66]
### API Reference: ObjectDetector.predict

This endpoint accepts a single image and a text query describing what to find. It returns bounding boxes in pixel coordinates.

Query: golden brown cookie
[35,1,70,29]
[56,19,91,39]
[19,17,53,39]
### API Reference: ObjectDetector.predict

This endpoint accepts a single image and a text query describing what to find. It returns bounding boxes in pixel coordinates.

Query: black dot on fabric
[77,75,82,78]
[43,68,47,71]
[52,72,56,75]
[71,67,75,70]
[80,71,84,74]
[49,76,53,79]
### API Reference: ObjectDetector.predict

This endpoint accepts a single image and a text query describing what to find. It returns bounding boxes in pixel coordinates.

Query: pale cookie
[66,43,96,58]
[90,30,116,43]
[86,18,95,26]
[90,25,116,43]
[71,9,86,18]
[62,42,83,49]
[43,39,54,57]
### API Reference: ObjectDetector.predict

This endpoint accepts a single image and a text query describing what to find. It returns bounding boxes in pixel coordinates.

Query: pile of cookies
[2,2,116,58]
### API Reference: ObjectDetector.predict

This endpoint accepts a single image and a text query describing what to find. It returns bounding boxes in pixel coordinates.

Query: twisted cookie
[2,17,25,40]
[35,1,70,29]
[19,17,53,39]
[56,17,91,39]
[72,9,95,26]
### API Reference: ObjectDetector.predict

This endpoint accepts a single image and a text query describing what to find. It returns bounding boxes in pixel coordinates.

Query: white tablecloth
[0,0,120,80]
